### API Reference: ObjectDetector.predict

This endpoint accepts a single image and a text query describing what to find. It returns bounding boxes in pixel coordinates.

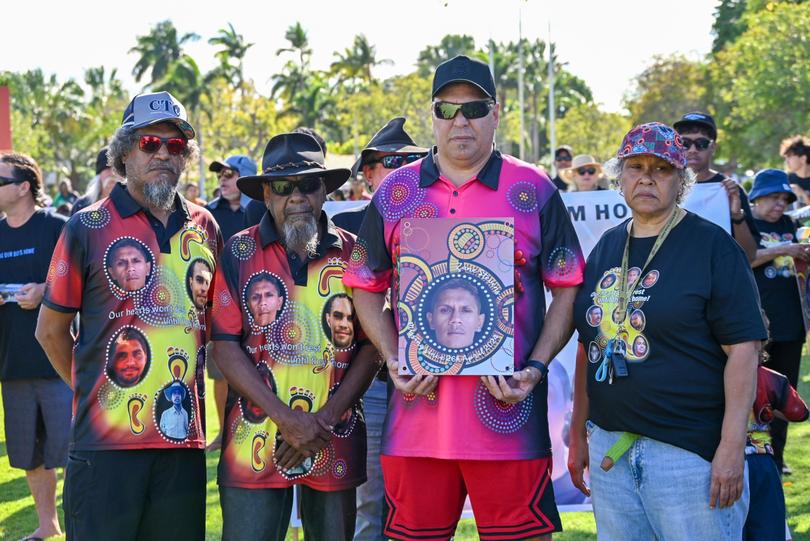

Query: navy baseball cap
[673,112,717,140]
[749,169,796,204]
[121,91,195,139]
[432,55,496,100]
[209,155,258,178]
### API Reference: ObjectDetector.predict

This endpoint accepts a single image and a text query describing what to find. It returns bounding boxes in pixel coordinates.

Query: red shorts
[381,455,562,541]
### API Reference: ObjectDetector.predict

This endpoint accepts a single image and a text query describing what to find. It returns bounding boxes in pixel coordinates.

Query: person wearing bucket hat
[674,111,760,262]
[749,169,809,476]
[36,90,220,540]
[345,54,585,539]
[560,154,606,192]
[159,381,190,440]
[211,132,381,540]
[569,121,765,539]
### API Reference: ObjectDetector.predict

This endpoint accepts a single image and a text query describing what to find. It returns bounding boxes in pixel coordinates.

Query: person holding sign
[346,55,584,541]
[569,122,765,540]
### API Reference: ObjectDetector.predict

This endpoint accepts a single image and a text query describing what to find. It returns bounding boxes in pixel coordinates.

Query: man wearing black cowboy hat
[334,117,426,541]
[211,132,381,540]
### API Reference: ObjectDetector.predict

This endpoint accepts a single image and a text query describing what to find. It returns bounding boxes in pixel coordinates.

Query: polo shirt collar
[210,193,251,211]
[258,210,343,254]
[110,182,191,220]
[418,146,503,190]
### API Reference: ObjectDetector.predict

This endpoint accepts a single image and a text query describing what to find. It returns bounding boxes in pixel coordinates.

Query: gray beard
[142,177,178,211]
[283,216,318,258]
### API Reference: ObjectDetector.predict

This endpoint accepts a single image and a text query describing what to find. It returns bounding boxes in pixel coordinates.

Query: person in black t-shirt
[749,169,809,475]
[780,135,810,203]
[0,152,70,541]
[551,145,573,192]
[568,123,765,540]
[674,112,760,261]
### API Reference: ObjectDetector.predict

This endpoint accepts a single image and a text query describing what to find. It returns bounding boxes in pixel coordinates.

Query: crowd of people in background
[1,53,809,541]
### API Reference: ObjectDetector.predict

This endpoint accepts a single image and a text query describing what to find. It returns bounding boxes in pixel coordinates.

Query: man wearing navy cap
[674,111,760,261]
[37,91,220,540]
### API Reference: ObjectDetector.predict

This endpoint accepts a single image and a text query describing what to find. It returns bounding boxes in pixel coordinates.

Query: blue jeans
[587,420,749,541]
[354,379,387,541]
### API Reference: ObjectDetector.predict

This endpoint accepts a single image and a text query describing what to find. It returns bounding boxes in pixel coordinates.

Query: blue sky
[2,0,716,112]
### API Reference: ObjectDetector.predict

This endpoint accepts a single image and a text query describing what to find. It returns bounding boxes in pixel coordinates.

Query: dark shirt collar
[418,146,503,190]
[110,182,191,220]
[258,210,342,254]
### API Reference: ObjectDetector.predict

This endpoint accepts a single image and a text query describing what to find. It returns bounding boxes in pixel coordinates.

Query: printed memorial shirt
[212,212,367,490]
[574,212,766,461]
[343,150,584,460]
[43,184,221,451]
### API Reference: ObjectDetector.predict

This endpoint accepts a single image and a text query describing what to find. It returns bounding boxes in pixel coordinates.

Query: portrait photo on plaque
[397,217,514,376]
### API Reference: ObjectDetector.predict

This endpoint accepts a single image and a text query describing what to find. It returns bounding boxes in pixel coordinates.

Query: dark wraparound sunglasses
[577,167,597,176]
[433,100,495,120]
[365,153,426,169]
[218,168,237,179]
[681,137,712,151]
[0,175,23,187]
[268,176,323,196]
[138,135,188,156]
[555,155,572,162]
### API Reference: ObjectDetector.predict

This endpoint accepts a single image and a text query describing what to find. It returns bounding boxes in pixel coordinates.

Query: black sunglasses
[433,100,495,121]
[577,167,597,176]
[0,175,22,188]
[555,155,572,162]
[268,176,323,196]
[681,137,712,151]
[365,153,426,169]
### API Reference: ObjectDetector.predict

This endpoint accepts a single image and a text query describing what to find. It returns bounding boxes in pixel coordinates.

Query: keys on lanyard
[595,337,629,384]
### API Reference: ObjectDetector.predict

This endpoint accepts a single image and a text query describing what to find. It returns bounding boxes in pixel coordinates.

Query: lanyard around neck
[615,207,684,327]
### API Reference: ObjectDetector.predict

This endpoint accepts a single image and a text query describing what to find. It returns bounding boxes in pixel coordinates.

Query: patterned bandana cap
[617,122,687,169]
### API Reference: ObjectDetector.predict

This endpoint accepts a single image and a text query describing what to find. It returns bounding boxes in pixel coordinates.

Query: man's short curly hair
[107,125,199,178]
[780,135,810,161]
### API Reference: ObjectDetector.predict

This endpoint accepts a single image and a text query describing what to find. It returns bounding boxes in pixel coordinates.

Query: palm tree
[130,20,199,87]
[331,34,392,88]
[416,34,476,76]
[208,23,254,88]
[275,22,311,69]
[271,22,313,108]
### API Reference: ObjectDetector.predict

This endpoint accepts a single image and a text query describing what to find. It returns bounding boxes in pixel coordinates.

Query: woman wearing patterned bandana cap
[748,168,809,475]
[568,122,766,540]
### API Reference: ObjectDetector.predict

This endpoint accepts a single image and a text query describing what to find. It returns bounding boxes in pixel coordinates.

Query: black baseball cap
[673,112,717,140]
[432,55,496,100]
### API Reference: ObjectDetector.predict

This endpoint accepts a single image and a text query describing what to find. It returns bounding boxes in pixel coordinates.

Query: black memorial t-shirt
[573,211,766,461]
[752,215,805,342]
[0,209,67,380]
[700,173,760,244]
[789,172,810,193]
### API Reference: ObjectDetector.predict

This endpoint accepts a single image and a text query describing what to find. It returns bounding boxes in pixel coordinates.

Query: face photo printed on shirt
[243,271,287,330]
[321,293,356,351]
[186,258,213,311]
[154,380,192,442]
[105,326,151,388]
[104,237,154,294]
[587,266,658,363]
[760,232,797,279]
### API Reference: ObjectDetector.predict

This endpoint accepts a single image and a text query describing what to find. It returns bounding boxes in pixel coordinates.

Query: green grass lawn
[2,359,809,540]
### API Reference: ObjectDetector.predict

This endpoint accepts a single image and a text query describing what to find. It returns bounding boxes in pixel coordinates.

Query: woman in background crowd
[561,155,608,192]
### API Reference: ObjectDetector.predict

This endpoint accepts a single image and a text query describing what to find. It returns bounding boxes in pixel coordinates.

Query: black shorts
[1,378,72,470]
[64,448,206,541]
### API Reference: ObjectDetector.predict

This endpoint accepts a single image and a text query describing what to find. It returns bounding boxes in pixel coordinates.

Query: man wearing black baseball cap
[674,111,759,261]
[551,145,573,191]
[346,54,583,540]
[37,91,220,540]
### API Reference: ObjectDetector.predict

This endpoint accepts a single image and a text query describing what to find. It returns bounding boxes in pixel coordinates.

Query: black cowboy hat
[351,117,428,177]
[237,133,351,201]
